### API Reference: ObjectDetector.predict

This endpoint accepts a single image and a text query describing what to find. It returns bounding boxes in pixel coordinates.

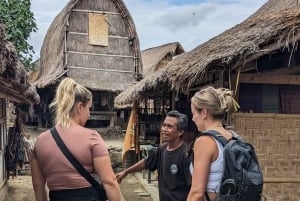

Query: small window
[88,13,108,46]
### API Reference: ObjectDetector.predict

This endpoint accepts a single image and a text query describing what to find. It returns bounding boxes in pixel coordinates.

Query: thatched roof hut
[163,0,300,91]
[114,42,184,106]
[33,0,142,92]
[119,0,300,95]
[141,42,184,76]
[0,23,39,104]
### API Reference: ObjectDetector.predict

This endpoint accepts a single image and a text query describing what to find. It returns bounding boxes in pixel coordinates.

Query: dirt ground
[4,173,153,201]
[5,175,36,201]
[119,173,154,201]
[4,129,155,201]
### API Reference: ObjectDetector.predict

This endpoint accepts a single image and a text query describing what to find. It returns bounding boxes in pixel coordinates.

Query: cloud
[154,4,217,32]
[29,0,267,60]
[125,0,267,51]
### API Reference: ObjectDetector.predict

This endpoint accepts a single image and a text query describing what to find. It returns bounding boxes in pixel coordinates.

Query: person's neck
[167,140,184,151]
[70,119,80,126]
[205,121,224,131]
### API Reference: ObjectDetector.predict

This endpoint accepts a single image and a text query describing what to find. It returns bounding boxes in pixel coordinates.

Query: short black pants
[49,186,100,201]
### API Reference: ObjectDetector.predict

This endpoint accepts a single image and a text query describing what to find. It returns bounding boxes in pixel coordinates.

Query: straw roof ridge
[142,42,184,76]
[0,23,40,104]
[160,0,300,91]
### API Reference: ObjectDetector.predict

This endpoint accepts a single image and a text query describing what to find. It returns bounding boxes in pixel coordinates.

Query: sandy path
[5,175,36,201]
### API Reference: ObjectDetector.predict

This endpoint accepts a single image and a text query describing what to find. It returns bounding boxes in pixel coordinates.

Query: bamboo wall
[231,113,300,201]
[66,0,138,91]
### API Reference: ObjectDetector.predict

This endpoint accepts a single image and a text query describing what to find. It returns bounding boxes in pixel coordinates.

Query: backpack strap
[187,131,201,158]
[202,129,229,147]
[228,130,241,140]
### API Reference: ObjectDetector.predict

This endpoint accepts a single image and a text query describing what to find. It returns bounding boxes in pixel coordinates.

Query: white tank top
[189,137,224,192]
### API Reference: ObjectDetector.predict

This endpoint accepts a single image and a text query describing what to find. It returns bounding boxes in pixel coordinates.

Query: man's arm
[116,159,146,183]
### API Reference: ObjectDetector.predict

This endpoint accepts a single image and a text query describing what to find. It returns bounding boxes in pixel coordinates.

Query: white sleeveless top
[190,137,224,192]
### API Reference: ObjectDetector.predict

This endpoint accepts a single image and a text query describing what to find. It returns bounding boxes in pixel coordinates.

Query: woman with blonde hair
[187,86,236,201]
[31,78,121,201]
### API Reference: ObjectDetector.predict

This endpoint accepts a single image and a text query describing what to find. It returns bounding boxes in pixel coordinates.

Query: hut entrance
[137,98,171,146]
[86,91,117,128]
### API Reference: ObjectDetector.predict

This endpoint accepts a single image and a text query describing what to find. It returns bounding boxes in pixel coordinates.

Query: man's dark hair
[166,110,188,131]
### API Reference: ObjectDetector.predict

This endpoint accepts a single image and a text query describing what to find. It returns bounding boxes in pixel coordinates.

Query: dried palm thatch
[142,42,184,76]
[34,0,142,92]
[114,42,184,107]
[114,68,170,107]
[162,0,300,91]
[28,59,40,83]
[0,23,40,104]
[124,0,300,95]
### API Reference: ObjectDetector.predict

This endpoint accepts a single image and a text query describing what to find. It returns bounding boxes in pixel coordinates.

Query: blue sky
[169,0,203,5]
[29,0,268,60]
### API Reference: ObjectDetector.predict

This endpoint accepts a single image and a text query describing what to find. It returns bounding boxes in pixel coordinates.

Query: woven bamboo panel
[263,183,300,201]
[231,113,300,201]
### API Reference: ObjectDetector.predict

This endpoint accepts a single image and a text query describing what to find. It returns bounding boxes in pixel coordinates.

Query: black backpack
[189,130,264,201]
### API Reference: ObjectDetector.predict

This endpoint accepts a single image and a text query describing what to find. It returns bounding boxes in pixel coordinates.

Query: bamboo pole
[264,177,300,183]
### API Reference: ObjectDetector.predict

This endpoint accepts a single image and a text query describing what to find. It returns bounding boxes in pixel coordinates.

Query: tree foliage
[0,0,37,70]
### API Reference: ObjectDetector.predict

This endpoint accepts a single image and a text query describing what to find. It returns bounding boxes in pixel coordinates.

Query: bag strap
[201,129,242,147]
[50,127,100,190]
[205,191,211,201]
[202,129,228,146]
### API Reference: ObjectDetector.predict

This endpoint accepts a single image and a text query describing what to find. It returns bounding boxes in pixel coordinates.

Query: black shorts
[49,186,100,201]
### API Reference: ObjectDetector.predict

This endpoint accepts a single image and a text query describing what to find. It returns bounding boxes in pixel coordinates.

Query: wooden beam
[0,80,30,103]
[264,177,300,183]
[68,31,129,40]
[232,37,300,70]
[67,50,134,58]
[72,9,121,15]
[67,66,133,73]
[239,73,300,85]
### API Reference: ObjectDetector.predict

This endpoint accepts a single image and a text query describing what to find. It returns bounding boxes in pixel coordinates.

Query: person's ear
[75,102,83,113]
[178,130,184,137]
[202,108,208,118]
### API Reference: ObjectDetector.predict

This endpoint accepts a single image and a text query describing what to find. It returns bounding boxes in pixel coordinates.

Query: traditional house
[115,0,300,200]
[0,23,39,201]
[114,42,186,166]
[115,42,184,107]
[32,0,142,128]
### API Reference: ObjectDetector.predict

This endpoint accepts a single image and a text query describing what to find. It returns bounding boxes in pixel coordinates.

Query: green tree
[0,0,37,70]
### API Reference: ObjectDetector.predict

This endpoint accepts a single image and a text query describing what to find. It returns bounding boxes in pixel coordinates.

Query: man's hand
[116,171,127,183]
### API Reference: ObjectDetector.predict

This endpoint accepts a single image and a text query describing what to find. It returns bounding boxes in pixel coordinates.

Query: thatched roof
[114,68,170,107]
[28,59,40,83]
[33,0,142,92]
[142,42,184,76]
[114,42,184,107]
[0,23,40,104]
[116,0,300,101]
[161,0,300,91]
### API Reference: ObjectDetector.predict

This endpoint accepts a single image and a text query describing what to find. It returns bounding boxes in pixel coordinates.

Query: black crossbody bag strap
[205,191,210,201]
[50,127,100,190]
